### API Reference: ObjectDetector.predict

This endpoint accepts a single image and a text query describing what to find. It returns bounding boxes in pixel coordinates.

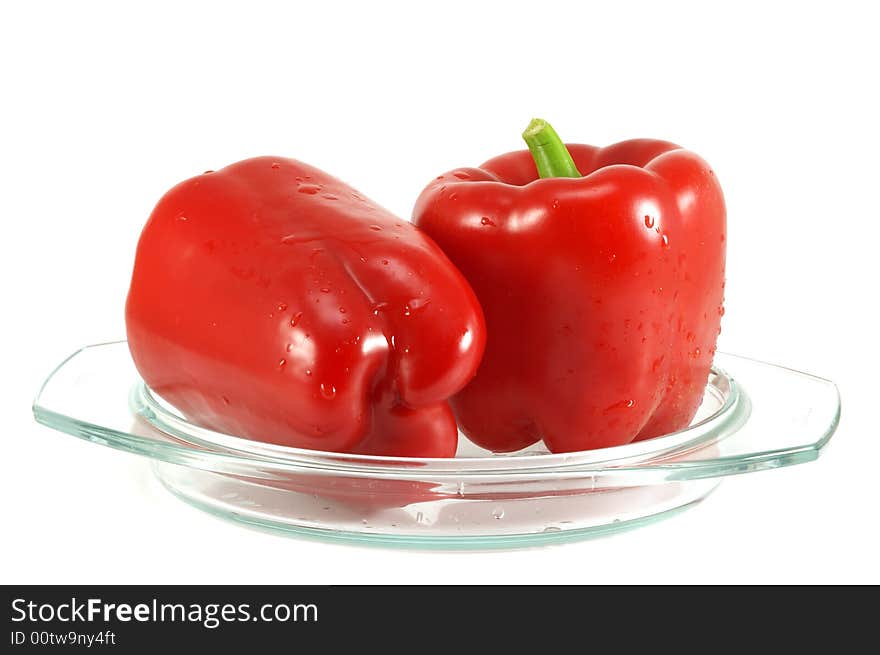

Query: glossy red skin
[413,141,725,453]
[126,157,485,457]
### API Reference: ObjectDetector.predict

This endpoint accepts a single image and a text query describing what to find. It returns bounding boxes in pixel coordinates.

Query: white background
[2,1,877,584]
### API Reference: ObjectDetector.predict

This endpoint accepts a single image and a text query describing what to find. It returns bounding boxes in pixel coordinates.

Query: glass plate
[32,341,840,548]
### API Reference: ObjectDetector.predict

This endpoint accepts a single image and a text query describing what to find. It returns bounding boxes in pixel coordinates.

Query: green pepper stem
[521,118,581,179]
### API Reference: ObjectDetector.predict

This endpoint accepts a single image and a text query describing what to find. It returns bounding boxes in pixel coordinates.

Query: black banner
[1,585,870,650]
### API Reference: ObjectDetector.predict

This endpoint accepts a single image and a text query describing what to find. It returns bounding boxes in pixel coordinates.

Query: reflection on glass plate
[33,342,839,548]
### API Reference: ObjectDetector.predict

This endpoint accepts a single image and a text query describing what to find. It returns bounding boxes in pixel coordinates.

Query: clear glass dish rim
[34,341,843,481]
[128,348,747,475]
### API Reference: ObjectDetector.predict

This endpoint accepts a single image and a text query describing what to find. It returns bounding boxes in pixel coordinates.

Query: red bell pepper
[413,119,726,453]
[126,156,485,457]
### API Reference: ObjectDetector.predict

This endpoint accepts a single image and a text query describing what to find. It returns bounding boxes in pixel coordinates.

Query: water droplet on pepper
[604,399,635,414]
[403,297,430,316]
